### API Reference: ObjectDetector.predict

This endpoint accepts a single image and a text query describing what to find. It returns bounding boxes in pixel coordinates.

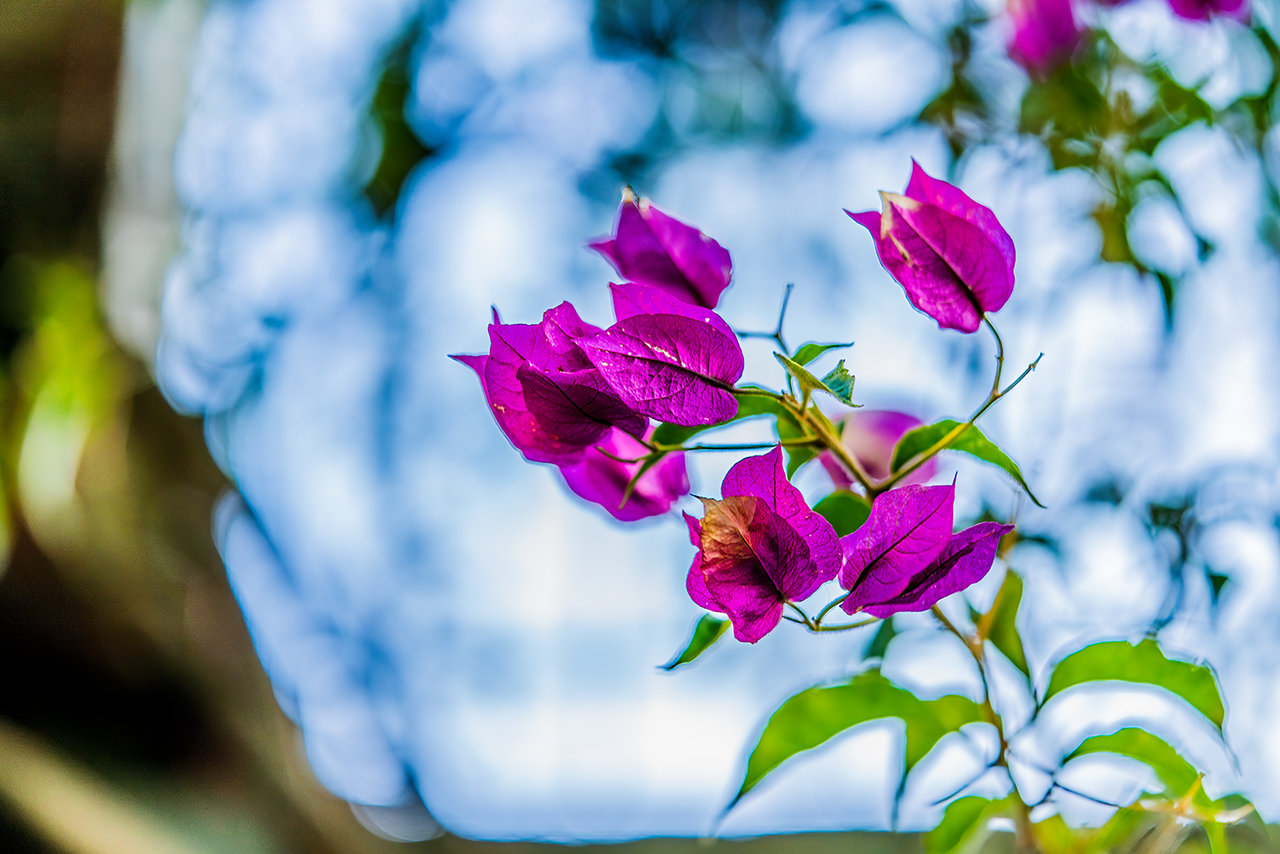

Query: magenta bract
[819,410,938,488]
[583,283,744,427]
[848,162,1015,333]
[559,426,690,521]
[589,189,733,309]
[860,522,1014,618]
[1166,0,1248,19]
[452,303,646,464]
[685,446,841,643]
[838,483,955,615]
[1006,0,1083,75]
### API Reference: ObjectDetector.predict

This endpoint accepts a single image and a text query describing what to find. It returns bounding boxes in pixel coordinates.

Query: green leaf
[1041,639,1226,733]
[813,491,872,537]
[660,615,730,670]
[728,669,983,810]
[865,617,897,661]
[1205,822,1229,854]
[792,341,854,366]
[650,389,793,447]
[926,796,1010,854]
[1063,726,1200,797]
[775,411,818,478]
[820,360,856,406]
[891,419,1045,508]
[775,352,856,407]
[983,571,1029,682]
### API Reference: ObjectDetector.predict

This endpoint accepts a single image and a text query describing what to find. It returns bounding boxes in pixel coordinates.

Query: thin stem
[736,283,794,356]
[809,618,879,633]
[785,601,815,630]
[814,591,853,625]
[652,437,819,455]
[875,320,1042,495]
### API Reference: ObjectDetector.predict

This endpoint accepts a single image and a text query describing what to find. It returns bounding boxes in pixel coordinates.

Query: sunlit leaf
[813,490,871,537]
[660,615,729,670]
[728,669,983,810]
[792,341,854,366]
[891,419,1044,507]
[1040,639,1225,733]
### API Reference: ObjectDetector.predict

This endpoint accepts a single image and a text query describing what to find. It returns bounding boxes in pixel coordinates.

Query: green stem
[785,601,815,630]
[808,618,879,633]
[813,591,852,625]
[653,437,819,455]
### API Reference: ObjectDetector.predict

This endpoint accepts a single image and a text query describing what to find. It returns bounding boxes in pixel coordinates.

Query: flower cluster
[455,162,1028,645]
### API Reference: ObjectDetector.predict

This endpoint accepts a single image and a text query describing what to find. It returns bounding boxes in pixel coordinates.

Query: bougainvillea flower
[589,188,733,309]
[685,446,841,642]
[1006,0,1083,75]
[859,522,1014,618]
[452,303,645,465]
[1166,0,1248,20]
[848,162,1015,333]
[838,482,955,615]
[583,283,744,427]
[819,410,938,489]
[558,426,690,521]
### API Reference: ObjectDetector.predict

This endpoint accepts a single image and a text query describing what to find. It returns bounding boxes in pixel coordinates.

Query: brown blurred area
[0,2,922,852]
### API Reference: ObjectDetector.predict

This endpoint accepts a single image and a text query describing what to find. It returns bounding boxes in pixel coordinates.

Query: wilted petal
[1006,0,1082,75]
[838,482,955,614]
[559,427,689,521]
[861,522,1013,618]
[684,512,718,611]
[819,410,937,488]
[583,284,744,426]
[589,190,732,309]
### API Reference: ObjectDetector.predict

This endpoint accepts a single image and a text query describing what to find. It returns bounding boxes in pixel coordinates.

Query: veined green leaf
[660,615,730,671]
[890,420,1044,508]
[728,669,983,810]
[813,490,872,537]
[792,341,854,366]
[1041,639,1225,733]
[775,352,857,407]
[1062,726,1200,797]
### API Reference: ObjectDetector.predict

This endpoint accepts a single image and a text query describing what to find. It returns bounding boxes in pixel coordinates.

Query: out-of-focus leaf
[982,570,1029,682]
[660,615,729,670]
[1040,639,1225,732]
[1205,822,1228,854]
[792,341,853,366]
[813,490,871,537]
[926,796,1011,854]
[728,669,983,810]
[865,616,896,661]
[1062,726,1200,797]
[891,420,1044,507]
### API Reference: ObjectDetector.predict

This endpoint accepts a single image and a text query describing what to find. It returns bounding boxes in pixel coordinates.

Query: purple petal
[720,446,841,598]
[838,482,955,614]
[1006,0,1082,74]
[589,192,732,309]
[516,363,647,444]
[819,410,937,488]
[1166,0,1248,19]
[906,162,1015,285]
[861,523,1013,618]
[559,427,689,521]
[538,301,604,369]
[583,284,744,426]
[684,512,719,612]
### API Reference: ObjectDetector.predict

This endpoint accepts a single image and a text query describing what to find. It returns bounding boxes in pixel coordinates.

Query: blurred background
[5,0,1280,850]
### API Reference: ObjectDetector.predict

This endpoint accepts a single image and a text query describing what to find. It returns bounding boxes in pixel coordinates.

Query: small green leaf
[1063,726,1200,797]
[983,570,1029,682]
[775,352,856,407]
[891,419,1044,508]
[792,341,854,366]
[660,615,730,670]
[728,669,983,810]
[1041,639,1225,732]
[820,360,856,406]
[775,411,818,477]
[926,796,1010,854]
[813,491,872,537]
